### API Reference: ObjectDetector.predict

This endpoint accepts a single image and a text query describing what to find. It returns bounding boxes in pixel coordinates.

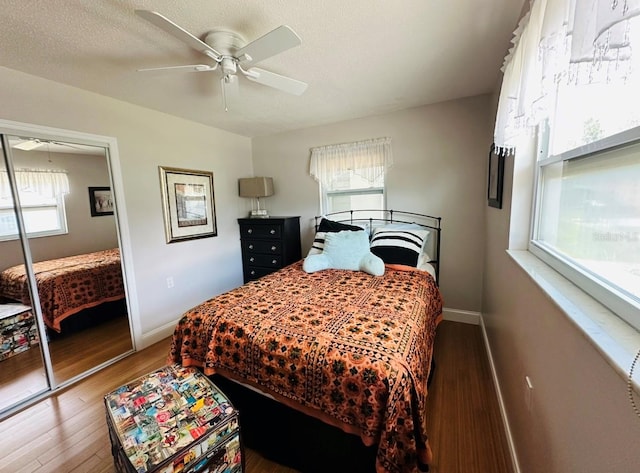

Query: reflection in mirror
[1,135,132,389]
[0,136,49,413]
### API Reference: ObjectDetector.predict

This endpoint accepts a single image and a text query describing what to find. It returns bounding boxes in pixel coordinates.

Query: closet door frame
[0,119,138,418]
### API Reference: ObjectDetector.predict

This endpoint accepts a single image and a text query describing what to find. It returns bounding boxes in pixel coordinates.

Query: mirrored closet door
[0,124,134,417]
[0,137,49,413]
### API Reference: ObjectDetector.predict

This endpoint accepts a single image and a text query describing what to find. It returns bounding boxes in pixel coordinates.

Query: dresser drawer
[240,224,281,239]
[242,239,282,255]
[244,266,276,281]
[244,253,281,268]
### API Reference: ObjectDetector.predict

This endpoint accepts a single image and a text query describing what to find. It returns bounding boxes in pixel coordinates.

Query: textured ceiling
[1,0,524,137]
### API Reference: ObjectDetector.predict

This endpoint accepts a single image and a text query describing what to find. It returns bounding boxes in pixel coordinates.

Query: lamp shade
[238,177,274,198]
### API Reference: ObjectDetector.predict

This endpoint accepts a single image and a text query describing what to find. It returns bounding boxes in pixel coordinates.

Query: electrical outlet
[166,276,174,289]
[525,375,533,412]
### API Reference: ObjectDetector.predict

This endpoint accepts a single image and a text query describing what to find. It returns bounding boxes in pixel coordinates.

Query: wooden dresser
[238,216,301,283]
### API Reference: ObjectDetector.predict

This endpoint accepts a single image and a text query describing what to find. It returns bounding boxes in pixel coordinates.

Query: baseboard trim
[479,315,521,473]
[442,308,481,325]
[139,321,176,350]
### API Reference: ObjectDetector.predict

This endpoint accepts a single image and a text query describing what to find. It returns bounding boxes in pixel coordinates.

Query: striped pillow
[307,231,327,256]
[370,227,429,266]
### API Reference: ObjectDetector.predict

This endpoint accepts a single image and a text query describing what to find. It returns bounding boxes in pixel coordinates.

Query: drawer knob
[271,246,277,251]
[248,244,254,250]
[250,270,256,275]
[272,259,277,265]
[249,257,255,263]
[270,229,276,234]
[247,228,253,234]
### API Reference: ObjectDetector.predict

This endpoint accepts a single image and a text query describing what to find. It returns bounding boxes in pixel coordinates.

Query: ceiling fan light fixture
[220,57,237,75]
[221,74,239,112]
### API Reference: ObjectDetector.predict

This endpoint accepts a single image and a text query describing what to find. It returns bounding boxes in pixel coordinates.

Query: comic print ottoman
[104,364,243,473]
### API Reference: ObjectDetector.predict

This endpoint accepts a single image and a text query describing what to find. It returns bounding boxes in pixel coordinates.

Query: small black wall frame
[487,143,505,209]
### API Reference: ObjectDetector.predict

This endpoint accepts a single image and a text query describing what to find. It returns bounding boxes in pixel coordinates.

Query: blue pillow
[303,231,384,276]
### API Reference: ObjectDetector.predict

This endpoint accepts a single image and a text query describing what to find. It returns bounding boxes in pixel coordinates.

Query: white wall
[0,66,253,348]
[252,95,492,312]
[482,156,640,472]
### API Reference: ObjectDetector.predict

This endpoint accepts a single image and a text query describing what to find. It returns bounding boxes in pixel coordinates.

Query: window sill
[507,249,640,392]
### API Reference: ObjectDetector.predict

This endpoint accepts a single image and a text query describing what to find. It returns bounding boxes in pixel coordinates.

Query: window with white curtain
[0,169,70,240]
[309,137,392,214]
[494,0,640,330]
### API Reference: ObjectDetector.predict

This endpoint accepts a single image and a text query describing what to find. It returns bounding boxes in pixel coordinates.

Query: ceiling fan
[135,10,308,111]
[12,138,87,152]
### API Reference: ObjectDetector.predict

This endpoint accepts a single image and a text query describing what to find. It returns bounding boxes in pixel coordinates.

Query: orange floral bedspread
[0,248,124,332]
[169,261,443,473]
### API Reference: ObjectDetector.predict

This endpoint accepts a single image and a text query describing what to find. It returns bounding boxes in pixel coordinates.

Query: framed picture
[159,166,217,243]
[487,144,505,209]
[89,187,114,216]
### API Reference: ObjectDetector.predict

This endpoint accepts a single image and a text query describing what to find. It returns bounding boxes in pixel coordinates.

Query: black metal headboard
[314,209,442,284]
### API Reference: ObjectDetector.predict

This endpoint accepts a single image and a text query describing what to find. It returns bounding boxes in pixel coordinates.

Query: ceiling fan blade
[237,25,301,66]
[221,74,240,112]
[135,10,222,61]
[245,68,307,96]
[13,139,44,151]
[137,64,217,73]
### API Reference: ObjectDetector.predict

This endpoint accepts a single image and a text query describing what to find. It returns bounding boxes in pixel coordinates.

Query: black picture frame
[487,144,505,209]
[158,166,217,243]
[89,186,114,217]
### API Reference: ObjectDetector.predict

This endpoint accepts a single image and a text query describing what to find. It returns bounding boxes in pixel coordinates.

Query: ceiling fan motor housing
[205,30,245,55]
[205,30,246,75]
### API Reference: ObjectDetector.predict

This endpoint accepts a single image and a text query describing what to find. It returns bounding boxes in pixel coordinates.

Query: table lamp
[238,177,274,218]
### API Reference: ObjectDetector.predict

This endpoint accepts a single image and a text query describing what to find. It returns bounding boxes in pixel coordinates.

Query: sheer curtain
[309,137,393,189]
[494,0,640,154]
[0,169,70,201]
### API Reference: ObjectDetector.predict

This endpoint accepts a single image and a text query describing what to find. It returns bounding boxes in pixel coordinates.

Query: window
[309,137,392,214]
[551,80,640,156]
[494,0,640,330]
[324,169,384,214]
[0,169,69,240]
[531,133,640,329]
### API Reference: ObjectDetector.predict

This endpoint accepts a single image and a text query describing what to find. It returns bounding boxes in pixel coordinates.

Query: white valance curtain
[495,0,640,154]
[309,137,393,188]
[0,169,70,200]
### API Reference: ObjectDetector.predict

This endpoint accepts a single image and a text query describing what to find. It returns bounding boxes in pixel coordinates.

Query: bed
[169,211,443,473]
[0,248,125,332]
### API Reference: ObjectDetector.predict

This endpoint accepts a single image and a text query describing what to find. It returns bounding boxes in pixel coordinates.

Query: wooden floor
[48,314,133,384]
[0,321,513,473]
[426,322,513,473]
[0,314,133,413]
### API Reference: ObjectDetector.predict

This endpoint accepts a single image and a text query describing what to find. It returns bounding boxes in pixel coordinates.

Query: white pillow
[303,231,384,276]
[416,260,436,279]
